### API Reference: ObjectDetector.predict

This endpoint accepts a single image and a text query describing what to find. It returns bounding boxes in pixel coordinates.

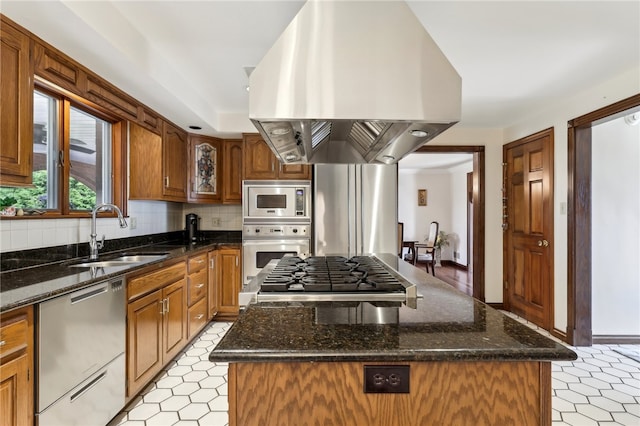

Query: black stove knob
[255,228,261,233]
[292,228,298,233]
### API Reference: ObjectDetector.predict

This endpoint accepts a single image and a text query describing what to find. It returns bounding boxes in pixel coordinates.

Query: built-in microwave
[243,180,311,222]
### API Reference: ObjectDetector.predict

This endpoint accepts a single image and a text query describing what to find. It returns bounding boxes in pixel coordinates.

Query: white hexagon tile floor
[109,316,639,426]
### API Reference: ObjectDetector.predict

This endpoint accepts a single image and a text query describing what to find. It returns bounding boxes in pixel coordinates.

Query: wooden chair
[414,221,439,275]
[397,222,404,257]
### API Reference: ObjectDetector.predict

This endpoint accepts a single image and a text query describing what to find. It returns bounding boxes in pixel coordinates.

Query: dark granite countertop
[0,232,240,313]
[209,253,577,363]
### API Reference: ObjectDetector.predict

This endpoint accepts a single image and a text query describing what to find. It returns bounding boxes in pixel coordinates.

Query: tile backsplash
[0,201,242,253]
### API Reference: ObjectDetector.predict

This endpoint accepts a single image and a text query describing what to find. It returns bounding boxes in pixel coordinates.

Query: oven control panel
[243,224,310,238]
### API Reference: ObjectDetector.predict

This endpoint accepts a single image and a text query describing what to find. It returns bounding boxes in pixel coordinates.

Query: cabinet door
[243,134,277,180]
[207,251,219,319]
[0,354,30,426]
[162,278,187,363]
[222,139,243,204]
[0,20,33,186]
[217,248,241,317]
[127,289,163,397]
[129,122,163,200]
[188,135,222,203]
[0,306,33,426]
[279,163,311,180]
[162,121,188,201]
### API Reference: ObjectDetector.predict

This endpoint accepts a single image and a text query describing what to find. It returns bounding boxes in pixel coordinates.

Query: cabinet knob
[196,283,205,289]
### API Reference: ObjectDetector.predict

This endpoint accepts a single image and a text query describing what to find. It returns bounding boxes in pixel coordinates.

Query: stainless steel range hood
[249,1,461,164]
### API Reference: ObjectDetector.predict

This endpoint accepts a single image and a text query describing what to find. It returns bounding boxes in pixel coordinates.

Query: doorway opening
[397,145,485,301]
[568,94,640,346]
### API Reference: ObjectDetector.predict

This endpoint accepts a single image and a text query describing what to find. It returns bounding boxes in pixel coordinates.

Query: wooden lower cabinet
[0,306,34,426]
[126,261,187,398]
[228,361,551,426]
[216,248,242,320]
[187,253,209,339]
[208,251,219,319]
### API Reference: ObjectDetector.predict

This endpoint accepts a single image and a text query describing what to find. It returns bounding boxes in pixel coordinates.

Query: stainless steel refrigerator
[313,164,397,257]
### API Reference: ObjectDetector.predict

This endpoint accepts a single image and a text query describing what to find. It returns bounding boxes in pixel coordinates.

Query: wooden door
[217,249,241,317]
[503,128,554,330]
[208,251,219,319]
[162,121,188,201]
[127,289,163,397]
[223,139,243,203]
[162,278,187,362]
[0,19,33,186]
[243,134,277,179]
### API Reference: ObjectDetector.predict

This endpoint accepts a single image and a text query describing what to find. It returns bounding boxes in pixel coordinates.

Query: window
[0,85,123,216]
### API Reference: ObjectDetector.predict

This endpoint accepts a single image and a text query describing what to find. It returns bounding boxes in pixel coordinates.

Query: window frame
[22,79,128,219]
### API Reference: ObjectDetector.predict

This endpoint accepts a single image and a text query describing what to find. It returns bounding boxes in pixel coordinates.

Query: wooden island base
[228,361,551,426]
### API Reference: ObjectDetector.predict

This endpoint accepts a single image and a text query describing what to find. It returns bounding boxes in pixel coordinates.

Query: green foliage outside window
[0,170,96,210]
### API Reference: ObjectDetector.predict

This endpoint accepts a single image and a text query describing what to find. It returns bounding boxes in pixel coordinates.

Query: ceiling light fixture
[410,130,429,138]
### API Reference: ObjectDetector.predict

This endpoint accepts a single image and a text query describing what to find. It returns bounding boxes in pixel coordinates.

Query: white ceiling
[2,1,639,139]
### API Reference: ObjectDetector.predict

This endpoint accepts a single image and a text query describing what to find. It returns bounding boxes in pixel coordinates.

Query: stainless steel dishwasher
[37,276,126,426]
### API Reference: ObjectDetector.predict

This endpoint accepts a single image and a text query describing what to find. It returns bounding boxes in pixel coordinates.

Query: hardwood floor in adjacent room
[414,260,473,296]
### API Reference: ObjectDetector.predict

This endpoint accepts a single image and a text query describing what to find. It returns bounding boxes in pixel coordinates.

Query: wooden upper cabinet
[187,135,222,203]
[242,133,310,180]
[222,139,243,204]
[0,19,33,186]
[33,41,80,94]
[129,122,163,200]
[162,121,188,202]
[243,133,277,179]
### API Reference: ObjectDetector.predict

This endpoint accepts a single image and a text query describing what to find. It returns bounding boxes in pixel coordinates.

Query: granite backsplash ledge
[0,230,241,272]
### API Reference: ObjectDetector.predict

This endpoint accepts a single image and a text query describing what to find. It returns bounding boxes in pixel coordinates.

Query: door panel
[504,128,554,330]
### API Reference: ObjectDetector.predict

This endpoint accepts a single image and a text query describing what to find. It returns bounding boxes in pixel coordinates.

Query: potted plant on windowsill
[0,195,17,216]
[434,231,450,267]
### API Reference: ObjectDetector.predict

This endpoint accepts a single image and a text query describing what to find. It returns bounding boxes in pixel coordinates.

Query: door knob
[538,239,549,247]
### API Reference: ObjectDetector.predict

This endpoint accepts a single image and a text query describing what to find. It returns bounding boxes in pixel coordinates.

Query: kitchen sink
[68,254,168,268]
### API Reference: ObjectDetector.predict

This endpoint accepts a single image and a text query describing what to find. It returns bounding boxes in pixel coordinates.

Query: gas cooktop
[248,255,418,304]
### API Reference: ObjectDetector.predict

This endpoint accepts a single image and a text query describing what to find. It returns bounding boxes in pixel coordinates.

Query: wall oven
[243,180,311,222]
[242,224,311,285]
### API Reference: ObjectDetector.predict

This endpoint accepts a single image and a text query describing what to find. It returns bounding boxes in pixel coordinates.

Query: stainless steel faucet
[89,203,127,260]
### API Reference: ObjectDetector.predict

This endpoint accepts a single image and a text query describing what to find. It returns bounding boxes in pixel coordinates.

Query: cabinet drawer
[188,268,208,306]
[188,254,207,273]
[187,298,208,339]
[0,314,28,358]
[128,261,186,301]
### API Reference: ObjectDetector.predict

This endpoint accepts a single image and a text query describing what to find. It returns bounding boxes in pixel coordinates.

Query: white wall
[399,160,473,266]
[398,170,452,252]
[449,161,474,266]
[0,200,183,252]
[181,204,242,231]
[591,116,640,336]
[504,65,640,333]
[0,201,244,253]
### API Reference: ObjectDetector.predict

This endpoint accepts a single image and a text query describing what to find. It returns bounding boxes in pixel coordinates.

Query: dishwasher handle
[70,284,108,304]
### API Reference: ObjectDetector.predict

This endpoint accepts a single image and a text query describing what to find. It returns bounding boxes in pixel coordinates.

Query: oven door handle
[243,239,311,246]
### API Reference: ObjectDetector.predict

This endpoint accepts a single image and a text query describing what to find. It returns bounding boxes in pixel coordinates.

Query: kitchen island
[209,254,576,426]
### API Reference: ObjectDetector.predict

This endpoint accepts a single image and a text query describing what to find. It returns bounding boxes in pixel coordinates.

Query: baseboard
[441,260,468,270]
[593,335,640,344]
[486,302,504,310]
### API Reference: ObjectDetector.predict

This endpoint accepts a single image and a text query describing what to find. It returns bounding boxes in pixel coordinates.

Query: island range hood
[249,1,462,164]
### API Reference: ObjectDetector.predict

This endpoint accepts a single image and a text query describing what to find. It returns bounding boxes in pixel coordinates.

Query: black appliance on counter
[185,213,199,244]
